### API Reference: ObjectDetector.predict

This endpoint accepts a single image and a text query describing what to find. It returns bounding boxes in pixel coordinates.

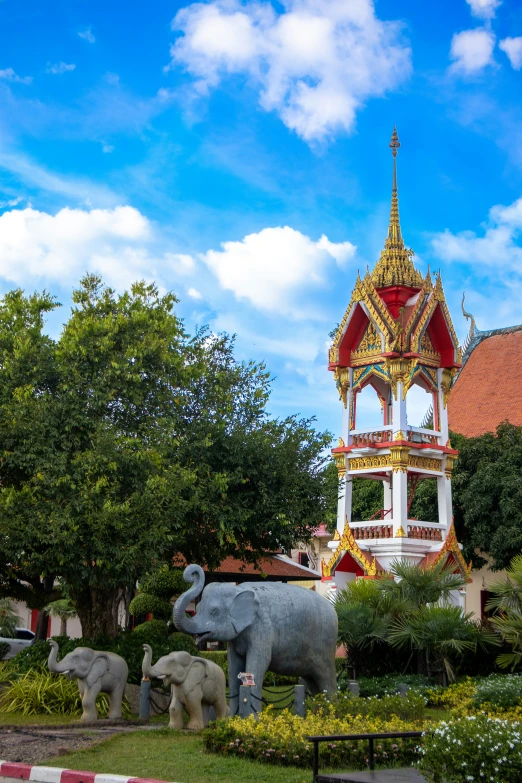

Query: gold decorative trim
[350,322,382,362]
[338,437,345,447]
[409,455,441,472]
[440,367,457,408]
[322,519,376,577]
[444,454,457,478]
[334,452,346,477]
[334,366,350,407]
[432,521,471,578]
[395,526,406,538]
[390,444,410,472]
[349,455,391,471]
[333,529,341,541]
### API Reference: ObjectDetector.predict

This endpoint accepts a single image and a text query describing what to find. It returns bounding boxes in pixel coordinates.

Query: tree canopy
[0,277,332,637]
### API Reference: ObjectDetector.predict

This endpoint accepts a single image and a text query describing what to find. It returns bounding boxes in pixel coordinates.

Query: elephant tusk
[155,674,167,679]
[61,670,71,675]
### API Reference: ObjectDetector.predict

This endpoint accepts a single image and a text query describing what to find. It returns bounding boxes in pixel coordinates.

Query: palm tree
[384,559,467,609]
[486,556,522,670]
[0,598,21,638]
[44,599,77,637]
[389,604,498,684]
[334,576,407,678]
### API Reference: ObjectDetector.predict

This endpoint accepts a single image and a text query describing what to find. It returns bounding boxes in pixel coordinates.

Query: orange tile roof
[449,328,522,438]
[174,554,320,580]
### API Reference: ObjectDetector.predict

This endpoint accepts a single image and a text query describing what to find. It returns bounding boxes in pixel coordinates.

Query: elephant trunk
[173,564,205,634]
[47,640,69,674]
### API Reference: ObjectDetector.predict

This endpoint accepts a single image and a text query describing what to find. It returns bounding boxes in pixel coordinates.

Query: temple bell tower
[322,129,470,588]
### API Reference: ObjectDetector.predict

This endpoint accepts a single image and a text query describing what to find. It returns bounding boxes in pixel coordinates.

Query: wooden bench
[307,731,427,783]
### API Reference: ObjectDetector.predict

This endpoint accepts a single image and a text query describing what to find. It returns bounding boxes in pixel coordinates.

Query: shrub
[205,706,422,769]
[168,632,198,656]
[0,670,131,717]
[473,674,522,710]
[425,678,476,709]
[355,674,431,699]
[0,641,10,660]
[139,566,186,599]
[132,620,169,642]
[417,715,522,783]
[128,593,171,621]
[4,636,77,675]
[309,692,425,723]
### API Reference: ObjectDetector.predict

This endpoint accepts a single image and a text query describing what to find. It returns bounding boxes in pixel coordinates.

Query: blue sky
[0,0,521,437]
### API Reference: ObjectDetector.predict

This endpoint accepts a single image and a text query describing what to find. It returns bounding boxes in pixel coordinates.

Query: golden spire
[371,127,423,289]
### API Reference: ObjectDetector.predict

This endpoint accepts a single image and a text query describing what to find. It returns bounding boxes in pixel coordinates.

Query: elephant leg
[227,645,245,717]
[213,690,228,720]
[185,688,205,731]
[107,682,125,720]
[169,688,184,730]
[245,649,270,716]
[80,680,102,722]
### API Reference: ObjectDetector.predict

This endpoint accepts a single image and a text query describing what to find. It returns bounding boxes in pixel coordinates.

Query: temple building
[320,129,471,594]
[448,304,522,438]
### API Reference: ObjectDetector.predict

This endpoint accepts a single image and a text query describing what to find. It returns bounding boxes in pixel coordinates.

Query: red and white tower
[323,129,470,588]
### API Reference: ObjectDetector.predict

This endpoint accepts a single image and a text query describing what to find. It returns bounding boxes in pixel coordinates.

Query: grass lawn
[41,730,318,783]
[0,712,79,725]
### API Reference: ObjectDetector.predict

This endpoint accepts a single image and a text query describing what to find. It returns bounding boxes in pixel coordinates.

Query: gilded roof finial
[371,128,423,289]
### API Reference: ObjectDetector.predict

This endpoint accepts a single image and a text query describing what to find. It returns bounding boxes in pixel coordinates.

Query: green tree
[0,277,331,638]
[0,598,21,638]
[450,423,522,569]
[486,555,522,670]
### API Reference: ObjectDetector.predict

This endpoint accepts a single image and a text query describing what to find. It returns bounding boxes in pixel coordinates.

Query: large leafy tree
[0,277,331,637]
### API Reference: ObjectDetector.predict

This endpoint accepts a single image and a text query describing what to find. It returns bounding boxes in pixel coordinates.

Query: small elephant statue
[48,640,128,722]
[142,644,228,730]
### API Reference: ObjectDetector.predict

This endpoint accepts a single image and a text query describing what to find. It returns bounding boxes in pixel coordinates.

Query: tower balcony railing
[348,519,444,542]
[348,425,441,448]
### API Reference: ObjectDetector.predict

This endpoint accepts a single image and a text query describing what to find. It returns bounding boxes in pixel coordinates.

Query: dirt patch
[0,727,117,765]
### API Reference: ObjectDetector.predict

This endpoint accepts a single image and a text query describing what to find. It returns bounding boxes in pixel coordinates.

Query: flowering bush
[204,705,422,769]
[417,715,522,783]
[426,678,476,709]
[472,675,522,711]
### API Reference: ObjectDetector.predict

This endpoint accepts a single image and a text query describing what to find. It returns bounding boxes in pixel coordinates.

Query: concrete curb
[0,762,175,783]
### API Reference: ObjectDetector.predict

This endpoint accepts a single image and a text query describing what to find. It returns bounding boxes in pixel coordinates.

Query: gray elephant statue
[173,564,338,716]
[48,640,128,722]
[142,643,228,730]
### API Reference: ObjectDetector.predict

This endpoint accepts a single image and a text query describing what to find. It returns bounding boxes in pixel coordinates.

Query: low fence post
[347,680,360,696]
[239,685,254,718]
[293,684,305,718]
[139,677,151,720]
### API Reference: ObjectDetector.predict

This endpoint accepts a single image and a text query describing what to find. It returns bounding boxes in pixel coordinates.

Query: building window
[298,552,310,569]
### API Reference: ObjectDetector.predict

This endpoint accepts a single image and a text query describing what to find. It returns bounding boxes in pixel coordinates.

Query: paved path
[316,769,427,782]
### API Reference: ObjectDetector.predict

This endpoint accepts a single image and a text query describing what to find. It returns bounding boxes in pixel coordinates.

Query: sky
[0,0,521,438]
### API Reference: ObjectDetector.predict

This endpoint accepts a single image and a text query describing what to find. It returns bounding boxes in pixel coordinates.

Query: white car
[0,627,35,659]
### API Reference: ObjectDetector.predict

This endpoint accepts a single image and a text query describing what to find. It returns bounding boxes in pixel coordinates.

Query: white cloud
[432,196,522,270]
[167,0,411,143]
[0,67,32,85]
[0,206,159,289]
[102,143,114,154]
[499,37,522,70]
[449,28,495,74]
[78,27,95,43]
[201,225,356,315]
[46,62,76,75]
[465,0,501,18]
[187,287,203,299]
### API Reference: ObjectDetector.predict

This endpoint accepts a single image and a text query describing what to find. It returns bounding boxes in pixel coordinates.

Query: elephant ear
[86,654,110,688]
[230,590,258,635]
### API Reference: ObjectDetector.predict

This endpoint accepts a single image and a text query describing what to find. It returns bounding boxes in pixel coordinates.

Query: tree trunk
[73,586,122,639]
[34,609,48,641]
[60,618,67,636]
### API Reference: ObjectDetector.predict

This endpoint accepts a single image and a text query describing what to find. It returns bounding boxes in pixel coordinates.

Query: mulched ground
[0,725,145,765]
